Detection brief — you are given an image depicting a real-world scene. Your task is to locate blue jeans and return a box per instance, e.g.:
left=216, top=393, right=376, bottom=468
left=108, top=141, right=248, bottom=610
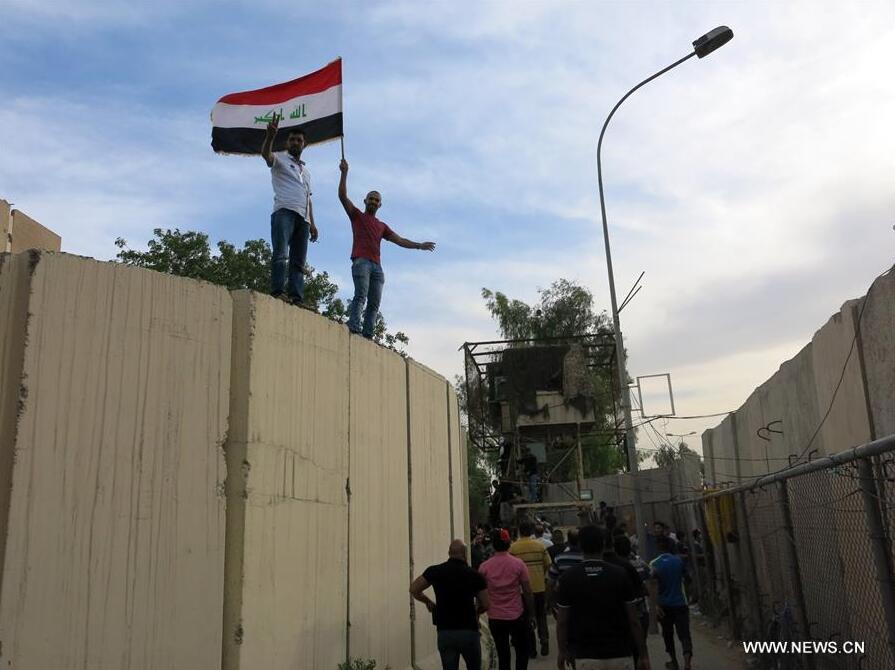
left=528, top=473, right=540, bottom=502
left=270, top=208, right=309, bottom=301
left=436, top=629, right=481, bottom=670
left=347, top=257, right=384, bottom=338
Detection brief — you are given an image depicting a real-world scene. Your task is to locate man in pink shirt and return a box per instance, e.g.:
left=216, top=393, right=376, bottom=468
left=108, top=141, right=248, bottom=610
left=479, top=529, right=535, bottom=670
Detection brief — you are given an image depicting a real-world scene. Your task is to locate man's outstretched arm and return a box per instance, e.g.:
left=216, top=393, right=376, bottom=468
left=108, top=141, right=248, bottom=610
left=384, top=230, right=436, bottom=251
left=338, top=159, right=356, bottom=216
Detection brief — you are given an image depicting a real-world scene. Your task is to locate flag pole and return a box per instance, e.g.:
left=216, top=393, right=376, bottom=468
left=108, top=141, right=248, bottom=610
left=340, top=135, right=345, bottom=160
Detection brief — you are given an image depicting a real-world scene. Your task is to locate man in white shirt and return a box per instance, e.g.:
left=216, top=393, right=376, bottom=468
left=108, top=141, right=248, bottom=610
left=261, top=113, right=319, bottom=305
left=534, top=523, right=554, bottom=549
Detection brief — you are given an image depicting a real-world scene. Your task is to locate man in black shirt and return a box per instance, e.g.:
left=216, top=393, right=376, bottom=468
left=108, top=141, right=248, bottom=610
left=410, top=539, right=490, bottom=670
left=603, top=535, right=651, bottom=667
left=556, top=526, right=650, bottom=670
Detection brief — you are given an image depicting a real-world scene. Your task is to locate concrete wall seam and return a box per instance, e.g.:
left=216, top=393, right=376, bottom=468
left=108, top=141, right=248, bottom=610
left=405, top=359, right=418, bottom=670
left=445, top=380, right=455, bottom=539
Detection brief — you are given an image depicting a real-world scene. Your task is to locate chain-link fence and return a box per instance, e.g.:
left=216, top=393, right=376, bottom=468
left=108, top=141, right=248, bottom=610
left=673, top=435, right=895, bottom=670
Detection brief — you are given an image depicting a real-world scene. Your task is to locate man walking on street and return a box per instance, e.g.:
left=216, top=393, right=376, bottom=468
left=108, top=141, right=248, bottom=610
left=338, top=159, right=435, bottom=338
left=261, top=114, right=318, bottom=304
left=510, top=520, right=552, bottom=658
left=650, top=536, right=692, bottom=670
left=410, top=539, right=490, bottom=670
left=556, top=525, right=651, bottom=670
left=480, top=529, right=535, bottom=670
left=603, top=534, right=651, bottom=667
left=547, top=529, right=566, bottom=562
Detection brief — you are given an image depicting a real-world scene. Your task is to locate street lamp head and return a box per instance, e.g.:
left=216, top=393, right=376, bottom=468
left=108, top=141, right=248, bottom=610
left=693, top=26, right=733, bottom=58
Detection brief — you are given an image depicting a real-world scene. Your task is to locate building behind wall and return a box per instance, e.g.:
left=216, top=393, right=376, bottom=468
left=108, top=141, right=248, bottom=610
left=1, top=198, right=62, bottom=253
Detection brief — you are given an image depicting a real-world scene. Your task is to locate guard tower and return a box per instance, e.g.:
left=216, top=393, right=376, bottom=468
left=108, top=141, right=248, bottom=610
left=462, top=334, right=625, bottom=520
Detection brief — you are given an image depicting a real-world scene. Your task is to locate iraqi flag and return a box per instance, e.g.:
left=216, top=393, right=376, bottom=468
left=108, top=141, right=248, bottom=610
left=211, top=59, right=343, bottom=155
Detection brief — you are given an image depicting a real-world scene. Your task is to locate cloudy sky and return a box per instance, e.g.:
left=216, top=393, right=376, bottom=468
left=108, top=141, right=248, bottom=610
left=3, top=1, right=894, bottom=456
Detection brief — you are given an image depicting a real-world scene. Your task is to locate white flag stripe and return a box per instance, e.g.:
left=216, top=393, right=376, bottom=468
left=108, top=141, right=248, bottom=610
left=211, top=85, right=342, bottom=129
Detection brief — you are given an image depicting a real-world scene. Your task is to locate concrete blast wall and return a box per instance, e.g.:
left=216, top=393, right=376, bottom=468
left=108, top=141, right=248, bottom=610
left=698, top=270, right=895, bottom=656
left=1, top=201, right=62, bottom=254
left=542, top=458, right=701, bottom=529
left=0, top=252, right=230, bottom=669
left=702, top=271, right=895, bottom=482
left=0, top=253, right=465, bottom=670
left=349, top=337, right=412, bottom=670
left=224, top=292, right=350, bottom=670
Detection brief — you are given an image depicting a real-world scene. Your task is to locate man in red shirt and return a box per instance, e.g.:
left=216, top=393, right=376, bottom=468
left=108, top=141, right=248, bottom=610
left=338, top=159, right=436, bottom=338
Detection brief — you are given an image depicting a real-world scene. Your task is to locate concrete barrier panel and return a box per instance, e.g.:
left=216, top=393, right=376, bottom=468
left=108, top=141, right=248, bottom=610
left=0, top=252, right=33, bottom=605
left=763, top=345, right=821, bottom=469
left=732, top=389, right=770, bottom=481
left=225, top=292, right=349, bottom=670
left=701, top=429, right=716, bottom=485
left=9, top=209, right=62, bottom=253
left=860, top=270, right=895, bottom=437
left=0, top=252, right=229, bottom=669
left=347, top=336, right=412, bottom=670
left=810, top=301, right=872, bottom=453
left=711, top=414, right=739, bottom=483
left=407, top=360, right=452, bottom=667
left=0, top=202, right=10, bottom=251
left=809, top=301, right=881, bottom=660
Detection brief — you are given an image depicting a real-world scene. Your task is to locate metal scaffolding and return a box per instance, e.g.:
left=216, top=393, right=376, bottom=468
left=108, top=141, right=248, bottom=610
left=461, top=333, right=627, bottom=499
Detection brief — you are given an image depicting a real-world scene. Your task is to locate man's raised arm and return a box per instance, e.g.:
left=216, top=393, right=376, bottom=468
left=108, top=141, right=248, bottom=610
left=338, top=159, right=356, bottom=216
left=261, top=114, right=279, bottom=167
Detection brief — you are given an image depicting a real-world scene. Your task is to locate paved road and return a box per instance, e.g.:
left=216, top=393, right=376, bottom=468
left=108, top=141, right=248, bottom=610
left=518, top=610, right=749, bottom=670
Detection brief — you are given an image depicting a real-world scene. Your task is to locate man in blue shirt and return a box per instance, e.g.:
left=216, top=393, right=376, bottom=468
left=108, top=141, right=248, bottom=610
left=650, top=536, right=692, bottom=670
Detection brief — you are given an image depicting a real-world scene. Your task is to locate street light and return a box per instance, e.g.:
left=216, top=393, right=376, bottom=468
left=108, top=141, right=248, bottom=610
left=666, top=431, right=698, bottom=438
left=597, top=26, right=733, bottom=557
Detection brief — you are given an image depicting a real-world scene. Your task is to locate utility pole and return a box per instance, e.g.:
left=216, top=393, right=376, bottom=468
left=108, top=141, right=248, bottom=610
left=595, top=25, right=734, bottom=557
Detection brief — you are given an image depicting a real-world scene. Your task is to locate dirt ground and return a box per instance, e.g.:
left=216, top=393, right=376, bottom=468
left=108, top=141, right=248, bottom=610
left=519, top=609, right=750, bottom=670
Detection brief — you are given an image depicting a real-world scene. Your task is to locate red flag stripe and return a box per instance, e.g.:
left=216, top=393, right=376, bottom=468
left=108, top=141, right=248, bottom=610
left=218, top=59, right=341, bottom=105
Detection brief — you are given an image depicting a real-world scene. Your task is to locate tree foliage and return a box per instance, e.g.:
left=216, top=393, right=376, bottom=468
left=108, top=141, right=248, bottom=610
left=479, top=279, right=626, bottom=480
left=654, top=441, right=700, bottom=469
left=481, top=279, right=613, bottom=340
left=455, top=375, right=499, bottom=526
left=114, top=228, right=408, bottom=352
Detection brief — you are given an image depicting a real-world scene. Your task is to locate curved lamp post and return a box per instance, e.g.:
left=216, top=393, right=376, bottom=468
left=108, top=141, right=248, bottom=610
left=598, top=26, right=733, bottom=555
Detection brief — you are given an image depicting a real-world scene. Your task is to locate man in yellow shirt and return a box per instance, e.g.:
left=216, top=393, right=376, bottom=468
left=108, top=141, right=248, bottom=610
left=510, top=520, right=553, bottom=658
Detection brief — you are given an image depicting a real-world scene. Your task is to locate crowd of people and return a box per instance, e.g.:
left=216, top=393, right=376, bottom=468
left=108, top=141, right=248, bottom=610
left=412, top=511, right=701, bottom=670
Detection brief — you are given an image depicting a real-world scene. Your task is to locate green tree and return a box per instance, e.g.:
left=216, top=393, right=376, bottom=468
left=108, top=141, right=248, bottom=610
left=114, top=228, right=408, bottom=352
left=455, top=375, right=498, bottom=525
left=654, top=441, right=700, bottom=468
left=480, top=279, right=625, bottom=481
left=481, top=279, right=613, bottom=340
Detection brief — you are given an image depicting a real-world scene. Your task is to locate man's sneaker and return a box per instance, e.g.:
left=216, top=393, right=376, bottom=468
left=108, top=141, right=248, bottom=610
left=271, top=292, right=290, bottom=303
